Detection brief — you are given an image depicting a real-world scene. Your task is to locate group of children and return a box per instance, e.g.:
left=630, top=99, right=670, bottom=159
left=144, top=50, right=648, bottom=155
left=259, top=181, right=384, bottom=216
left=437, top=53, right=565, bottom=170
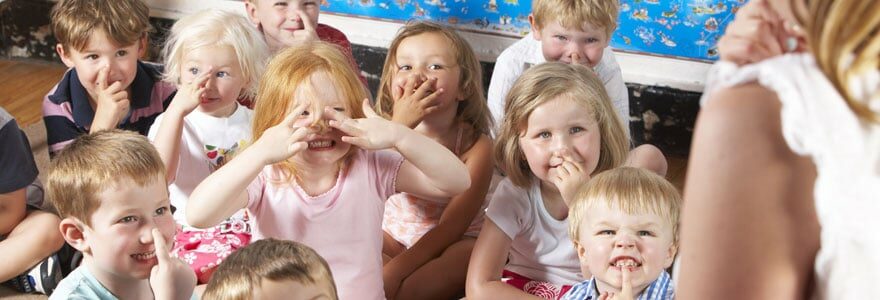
left=5, top=0, right=871, bottom=298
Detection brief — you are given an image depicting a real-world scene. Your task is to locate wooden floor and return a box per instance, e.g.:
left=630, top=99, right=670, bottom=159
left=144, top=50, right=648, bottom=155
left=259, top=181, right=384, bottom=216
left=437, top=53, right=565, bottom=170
left=0, top=59, right=68, bottom=126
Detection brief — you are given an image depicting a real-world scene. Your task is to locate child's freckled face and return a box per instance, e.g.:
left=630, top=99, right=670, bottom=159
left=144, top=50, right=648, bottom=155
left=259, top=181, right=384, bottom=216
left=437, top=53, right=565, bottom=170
left=575, top=204, right=677, bottom=295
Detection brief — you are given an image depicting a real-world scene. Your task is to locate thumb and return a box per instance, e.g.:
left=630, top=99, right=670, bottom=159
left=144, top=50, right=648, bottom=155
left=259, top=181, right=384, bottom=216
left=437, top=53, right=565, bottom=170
left=362, top=98, right=379, bottom=118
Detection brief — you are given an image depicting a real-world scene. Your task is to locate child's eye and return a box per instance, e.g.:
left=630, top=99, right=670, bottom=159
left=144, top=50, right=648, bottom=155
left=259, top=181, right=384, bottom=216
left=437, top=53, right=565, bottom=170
left=155, top=206, right=169, bottom=216
left=300, top=110, right=310, bottom=116
left=537, top=131, right=551, bottom=139
left=84, top=54, right=99, bottom=60
left=554, top=35, right=568, bottom=41
left=274, top=2, right=288, bottom=7
left=569, top=127, right=584, bottom=134
left=303, top=1, right=317, bottom=6
left=333, top=107, right=345, bottom=112
left=428, top=64, right=443, bottom=70
left=587, top=38, right=600, bottom=43
left=216, top=71, right=229, bottom=78
left=638, top=230, right=654, bottom=237
left=188, top=67, right=199, bottom=75
left=598, top=230, right=615, bottom=236
left=397, top=65, right=412, bottom=71
left=119, top=216, right=138, bottom=224
left=115, top=50, right=128, bottom=57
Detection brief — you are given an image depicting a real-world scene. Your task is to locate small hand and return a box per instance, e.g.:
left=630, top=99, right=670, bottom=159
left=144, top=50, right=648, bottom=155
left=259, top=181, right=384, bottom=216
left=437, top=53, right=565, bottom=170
left=168, top=67, right=212, bottom=115
left=718, top=0, right=802, bottom=65
left=252, top=103, right=313, bottom=164
left=598, top=267, right=635, bottom=300
left=549, top=154, right=589, bottom=205
left=92, top=66, right=130, bottom=128
left=292, top=10, right=319, bottom=43
left=149, top=228, right=196, bottom=300
left=328, top=99, right=404, bottom=150
left=391, top=75, right=444, bottom=128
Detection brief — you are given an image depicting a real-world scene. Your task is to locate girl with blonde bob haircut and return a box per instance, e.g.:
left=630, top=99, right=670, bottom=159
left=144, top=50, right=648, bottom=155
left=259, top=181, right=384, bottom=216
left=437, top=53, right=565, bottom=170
left=186, top=42, right=471, bottom=300
left=468, top=62, right=628, bottom=299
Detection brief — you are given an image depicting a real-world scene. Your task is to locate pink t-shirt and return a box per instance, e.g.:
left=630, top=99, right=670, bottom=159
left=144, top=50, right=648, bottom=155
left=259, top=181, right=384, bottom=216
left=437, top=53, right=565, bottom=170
left=246, top=149, right=404, bottom=300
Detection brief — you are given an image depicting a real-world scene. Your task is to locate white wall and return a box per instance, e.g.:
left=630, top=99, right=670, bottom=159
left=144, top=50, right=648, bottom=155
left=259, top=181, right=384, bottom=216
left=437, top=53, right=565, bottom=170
left=146, top=0, right=710, bottom=92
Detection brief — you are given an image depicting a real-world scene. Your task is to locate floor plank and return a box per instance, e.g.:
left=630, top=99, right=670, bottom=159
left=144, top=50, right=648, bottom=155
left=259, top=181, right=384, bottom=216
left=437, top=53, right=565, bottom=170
left=0, top=60, right=68, bottom=126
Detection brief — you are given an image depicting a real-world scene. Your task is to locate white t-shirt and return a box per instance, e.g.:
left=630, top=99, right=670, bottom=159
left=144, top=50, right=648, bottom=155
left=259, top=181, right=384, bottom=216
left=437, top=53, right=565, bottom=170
left=487, top=35, right=629, bottom=135
left=702, top=53, right=880, bottom=299
left=486, top=178, right=583, bottom=285
left=148, top=104, right=253, bottom=226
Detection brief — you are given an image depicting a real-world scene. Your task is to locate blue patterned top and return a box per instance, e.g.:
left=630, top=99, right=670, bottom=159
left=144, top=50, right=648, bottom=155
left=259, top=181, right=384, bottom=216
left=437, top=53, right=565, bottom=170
left=560, top=271, right=674, bottom=300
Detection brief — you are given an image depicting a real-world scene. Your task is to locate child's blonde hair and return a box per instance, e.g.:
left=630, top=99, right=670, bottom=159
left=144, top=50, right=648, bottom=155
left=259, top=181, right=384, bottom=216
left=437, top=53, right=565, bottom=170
left=568, top=167, right=681, bottom=245
left=251, top=42, right=368, bottom=179
left=495, top=62, right=629, bottom=188
left=203, top=238, right=338, bottom=300
left=531, top=0, right=619, bottom=38
left=51, top=0, right=151, bottom=52
left=375, top=21, right=492, bottom=139
left=799, top=0, right=879, bottom=123
left=47, top=130, right=165, bottom=226
left=162, top=9, right=269, bottom=99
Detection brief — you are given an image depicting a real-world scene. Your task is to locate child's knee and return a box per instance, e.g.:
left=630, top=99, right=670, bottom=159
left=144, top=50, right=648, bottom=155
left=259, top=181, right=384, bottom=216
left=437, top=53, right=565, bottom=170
left=627, top=144, right=668, bottom=176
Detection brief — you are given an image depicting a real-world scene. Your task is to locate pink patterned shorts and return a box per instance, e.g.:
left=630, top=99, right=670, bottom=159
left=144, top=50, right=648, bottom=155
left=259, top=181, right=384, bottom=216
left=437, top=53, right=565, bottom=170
left=172, top=219, right=251, bottom=284
left=501, top=270, right=573, bottom=300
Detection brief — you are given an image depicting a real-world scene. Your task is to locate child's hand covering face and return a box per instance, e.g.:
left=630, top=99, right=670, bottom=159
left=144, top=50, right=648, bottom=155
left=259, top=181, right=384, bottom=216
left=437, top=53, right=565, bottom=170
left=390, top=75, right=445, bottom=128
left=328, top=99, right=405, bottom=150
left=252, top=103, right=314, bottom=164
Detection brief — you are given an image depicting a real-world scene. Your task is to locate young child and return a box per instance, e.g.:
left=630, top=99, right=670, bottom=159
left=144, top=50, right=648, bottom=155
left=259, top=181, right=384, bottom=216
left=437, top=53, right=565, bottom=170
left=185, top=41, right=470, bottom=300
left=467, top=62, right=630, bottom=299
left=202, top=238, right=337, bottom=300
left=243, top=0, right=367, bottom=97
left=487, top=0, right=626, bottom=129
left=43, top=0, right=176, bottom=156
left=486, top=0, right=667, bottom=175
left=681, top=0, right=880, bottom=298
left=147, top=9, right=269, bottom=284
left=374, top=22, right=494, bottom=299
left=561, top=167, right=679, bottom=300
left=47, top=130, right=196, bottom=299
left=0, top=107, right=64, bottom=295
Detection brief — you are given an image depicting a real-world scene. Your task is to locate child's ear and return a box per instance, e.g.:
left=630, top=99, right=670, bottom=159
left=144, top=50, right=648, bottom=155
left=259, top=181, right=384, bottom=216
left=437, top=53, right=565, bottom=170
left=244, top=2, right=262, bottom=28
left=56, top=44, right=76, bottom=68
left=664, top=244, right=678, bottom=269
left=574, top=240, right=588, bottom=261
left=59, top=218, right=90, bottom=254
left=528, top=14, right=542, bottom=40
left=137, top=36, right=148, bottom=59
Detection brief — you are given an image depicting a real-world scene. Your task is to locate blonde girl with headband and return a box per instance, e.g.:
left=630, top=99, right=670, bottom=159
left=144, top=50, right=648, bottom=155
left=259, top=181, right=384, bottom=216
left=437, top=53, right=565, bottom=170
left=374, top=21, right=494, bottom=299
left=681, top=0, right=880, bottom=298
left=467, top=62, right=629, bottom=299
left=185, top=41, right=470, bottom=300
left=148, top=9, right=269, bottom=284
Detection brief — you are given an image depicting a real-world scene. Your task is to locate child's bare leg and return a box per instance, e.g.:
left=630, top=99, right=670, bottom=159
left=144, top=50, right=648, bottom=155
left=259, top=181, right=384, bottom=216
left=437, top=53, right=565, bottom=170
left=383, top=231, right=407, bottom=263
left=626, top=144, right=668, bottom=176
left=0, top=210, right=64, bottom=281
left=395, top=238, right=475, bottom=300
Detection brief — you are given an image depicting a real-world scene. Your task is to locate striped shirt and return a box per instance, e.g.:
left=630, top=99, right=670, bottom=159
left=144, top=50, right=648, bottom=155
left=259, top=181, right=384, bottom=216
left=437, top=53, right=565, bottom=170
left=560, top=271, right=674, bottom=300
left=42, top=61, right=176, bottom=156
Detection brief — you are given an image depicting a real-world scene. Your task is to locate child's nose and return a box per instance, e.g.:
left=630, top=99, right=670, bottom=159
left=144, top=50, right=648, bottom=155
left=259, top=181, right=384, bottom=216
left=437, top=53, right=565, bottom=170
left=550, top=136, right=573, bottom=155
left=140, top=224, right=157, bottom=245
left=615, top=235, right=636, bottom=248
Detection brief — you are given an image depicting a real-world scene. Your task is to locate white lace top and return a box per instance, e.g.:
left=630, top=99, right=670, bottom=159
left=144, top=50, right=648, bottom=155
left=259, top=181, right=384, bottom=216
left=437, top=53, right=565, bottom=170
left=702, top=53, right=880, bottom=299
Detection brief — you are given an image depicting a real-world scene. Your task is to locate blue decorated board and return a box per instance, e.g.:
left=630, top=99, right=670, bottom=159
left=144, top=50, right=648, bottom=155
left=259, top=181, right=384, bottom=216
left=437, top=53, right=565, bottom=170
left=320, top=0, right=745, bottom=61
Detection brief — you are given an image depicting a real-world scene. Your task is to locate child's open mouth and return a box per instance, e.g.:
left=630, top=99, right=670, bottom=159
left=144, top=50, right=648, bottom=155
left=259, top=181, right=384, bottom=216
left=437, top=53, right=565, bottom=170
left=308, top=139, right=336, bottom=151
left=131, top=250, right=156, bottom=262
left=610, top=256, right=643, bottom=271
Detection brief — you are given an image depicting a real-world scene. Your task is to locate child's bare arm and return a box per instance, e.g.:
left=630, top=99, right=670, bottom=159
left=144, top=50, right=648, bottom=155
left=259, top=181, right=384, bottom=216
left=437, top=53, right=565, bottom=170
left=90, top=67, right=131, bottom=133
left=187, top=105, right=311, bottom=228
left=383, top=135, right=493, bottom=297
left=466, top=219, right=542, bottom=300
left=151, top=70, right=211, bottom=183
left=327, top=100, right=471, bottom=199
left=678, top=84, right=819, bottom=299
left=0, top=191, right=63, bottom=282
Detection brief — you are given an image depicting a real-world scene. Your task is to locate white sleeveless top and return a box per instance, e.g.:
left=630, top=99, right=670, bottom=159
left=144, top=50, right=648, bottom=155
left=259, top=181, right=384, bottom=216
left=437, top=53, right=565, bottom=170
left=702, top=53, right=880, bottom=299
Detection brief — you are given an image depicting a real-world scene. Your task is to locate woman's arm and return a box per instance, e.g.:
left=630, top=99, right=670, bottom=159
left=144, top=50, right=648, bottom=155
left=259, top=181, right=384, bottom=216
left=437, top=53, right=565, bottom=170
left=466, top=219, right=542, bottom=300
left=678, top=83, right=820, bottom=299
left=384, top=135, right=494, bottom=296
